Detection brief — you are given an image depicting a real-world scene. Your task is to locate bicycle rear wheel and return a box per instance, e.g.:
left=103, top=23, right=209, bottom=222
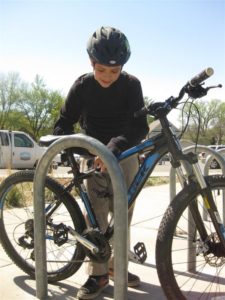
left=156, top=175, right=225, bottom=299
left=0, top=170, right=86, bottom=282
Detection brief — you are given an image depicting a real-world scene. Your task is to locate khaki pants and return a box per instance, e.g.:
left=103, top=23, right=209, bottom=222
left=86, top=155, right=139, bottom=276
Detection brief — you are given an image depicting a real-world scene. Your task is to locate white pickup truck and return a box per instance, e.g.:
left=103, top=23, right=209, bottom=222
left=0, top=130, right=49, bottom=169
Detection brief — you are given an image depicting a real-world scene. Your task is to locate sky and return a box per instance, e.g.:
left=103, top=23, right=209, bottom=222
left=1, top=0, right=225, bottom=125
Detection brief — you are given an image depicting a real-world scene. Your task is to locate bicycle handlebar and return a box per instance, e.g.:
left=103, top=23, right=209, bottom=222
left=134, top=67, right=221, bottom=119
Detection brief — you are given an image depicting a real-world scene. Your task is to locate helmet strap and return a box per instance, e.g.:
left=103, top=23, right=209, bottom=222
left=90, top=58, right=96, bottom=68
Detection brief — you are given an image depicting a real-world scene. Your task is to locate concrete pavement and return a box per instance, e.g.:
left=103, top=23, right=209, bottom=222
left=0, top=182, right=172, bottom=300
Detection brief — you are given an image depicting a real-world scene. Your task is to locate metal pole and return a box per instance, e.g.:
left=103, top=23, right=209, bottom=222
left=33, top=134, right=128, bottom=299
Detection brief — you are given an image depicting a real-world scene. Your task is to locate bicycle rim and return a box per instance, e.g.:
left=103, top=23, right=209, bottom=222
left=0, top=171, right=86, bottom=282
left=156, top=176, right=225, bottom=299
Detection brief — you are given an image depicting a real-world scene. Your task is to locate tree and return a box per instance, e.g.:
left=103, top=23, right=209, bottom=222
left=18, top=75, right=64, bottom=139
left=210, top=101, right=225, bottom=144
left=0, top=72, right=21, bottom=128
left=181, top=99, right=225, bottom=144
left=144, top=96, right=154, bottom=125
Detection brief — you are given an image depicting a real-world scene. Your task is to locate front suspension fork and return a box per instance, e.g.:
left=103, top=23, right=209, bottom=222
left=190, top=162, right=225, bottom=249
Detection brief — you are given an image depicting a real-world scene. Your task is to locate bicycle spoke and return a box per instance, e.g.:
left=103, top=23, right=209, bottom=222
left=157, top=177, right=225, bottom=299
left=0, top=171, right=86, bottom=282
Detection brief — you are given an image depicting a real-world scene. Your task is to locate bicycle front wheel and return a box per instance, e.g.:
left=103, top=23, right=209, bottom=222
left=0, top=170, right=86, bottom=282
left=156, top=175, right=225, bottom=299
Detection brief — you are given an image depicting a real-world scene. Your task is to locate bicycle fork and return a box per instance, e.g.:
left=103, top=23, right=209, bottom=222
left=175, top=160, right=225, bottom=273
left=182, top=161, right=225, bottom=252
left=193, top=163, right=225, bottom=247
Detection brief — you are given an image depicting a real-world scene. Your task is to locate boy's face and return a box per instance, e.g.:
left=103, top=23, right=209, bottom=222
left=93, top=63, right=122, bottom=88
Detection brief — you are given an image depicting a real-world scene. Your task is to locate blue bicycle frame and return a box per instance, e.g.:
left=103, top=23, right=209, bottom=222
left=119, top=134, right=168, bottom=209
left=81, top=131, right=170, bottom=235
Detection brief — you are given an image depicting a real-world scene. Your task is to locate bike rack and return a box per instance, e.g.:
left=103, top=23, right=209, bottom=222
left=203, top=148, right=225, bottom=223
left=33, top=134, right=128, bottom=300
left=170, top=146, right=225, bottom=200
left=169, top=145, right=225, bottom=272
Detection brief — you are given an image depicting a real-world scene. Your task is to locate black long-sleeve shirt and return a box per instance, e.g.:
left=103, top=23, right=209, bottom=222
left=53, top=71, right=149, bottom=156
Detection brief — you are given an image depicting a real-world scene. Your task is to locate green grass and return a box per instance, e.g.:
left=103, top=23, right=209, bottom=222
left=145, top=176, right=170, bottom=187
left=5, top=187, right=24, bottom=208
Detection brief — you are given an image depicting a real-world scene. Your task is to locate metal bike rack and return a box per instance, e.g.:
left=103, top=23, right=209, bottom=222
left=203, top=148, right=225, bottom=223
left=170, top=145, right=225, bottom=202
left=169, top=145, right=225, bottom=272
left=33, top=134, right=128, bottom=300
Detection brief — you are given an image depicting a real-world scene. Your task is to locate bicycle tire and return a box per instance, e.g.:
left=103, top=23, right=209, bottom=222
left=156, top=175, right=225, bottom=299
left=0, top=170, right=86, bottom=282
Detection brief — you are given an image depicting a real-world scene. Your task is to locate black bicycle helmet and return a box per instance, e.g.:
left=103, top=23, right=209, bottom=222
left=87, top=26, right=131, bottom=66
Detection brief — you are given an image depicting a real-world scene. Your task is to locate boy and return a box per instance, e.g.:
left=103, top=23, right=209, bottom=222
left=53, top=26, right=149, bottom=299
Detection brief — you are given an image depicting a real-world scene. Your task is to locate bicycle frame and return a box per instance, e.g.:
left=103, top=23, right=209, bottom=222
left=119, top=134, right=168, bottom=208
left=77, top=128, right=172, bottom=240
left=76, top=118, right=225, bottom=249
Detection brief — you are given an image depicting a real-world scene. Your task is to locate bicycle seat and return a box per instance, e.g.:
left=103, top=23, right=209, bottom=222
left=39, top=135, right=65, bottom=146
left=39, top=135, right=95, bottom=158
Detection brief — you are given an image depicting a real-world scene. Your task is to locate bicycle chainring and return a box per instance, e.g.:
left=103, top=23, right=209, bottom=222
left=82, top=229, right=111, bottom=263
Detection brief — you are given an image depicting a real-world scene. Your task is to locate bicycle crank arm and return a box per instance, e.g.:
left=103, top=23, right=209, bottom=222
left=129, top=250, right=142, bottom=264
left=67, top=226, right=99, bottom=254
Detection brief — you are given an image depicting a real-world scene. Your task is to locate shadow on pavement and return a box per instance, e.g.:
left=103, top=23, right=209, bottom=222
left=13, top=274, right=166, bottom=300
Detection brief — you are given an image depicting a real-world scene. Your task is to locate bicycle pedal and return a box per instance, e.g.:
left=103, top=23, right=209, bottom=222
left=129, top=242, right=147, bottom=264
left=134, top=242, right=147, bottom=264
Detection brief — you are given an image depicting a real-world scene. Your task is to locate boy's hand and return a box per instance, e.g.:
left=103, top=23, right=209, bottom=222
left=94, top=156, right=107, bottom=173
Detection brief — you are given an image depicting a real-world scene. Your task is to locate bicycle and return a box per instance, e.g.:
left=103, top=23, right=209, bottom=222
left=0, top=67, right=224, bottom=299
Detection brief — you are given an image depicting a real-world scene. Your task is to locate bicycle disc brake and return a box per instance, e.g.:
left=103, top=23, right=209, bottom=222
left=82, top=229, right=111, bottom=263
left=202, top=233, right=225, bottom=267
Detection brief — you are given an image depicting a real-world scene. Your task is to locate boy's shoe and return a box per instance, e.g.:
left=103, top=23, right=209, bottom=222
left=77, top=275, right=109, bottom=299
left=108, top=268, right=140, bottom=287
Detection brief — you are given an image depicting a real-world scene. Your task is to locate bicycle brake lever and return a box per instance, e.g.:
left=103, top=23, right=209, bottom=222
left=186, top=83, right=222, bottom=99
left=205, top=84, right=222, bottom=92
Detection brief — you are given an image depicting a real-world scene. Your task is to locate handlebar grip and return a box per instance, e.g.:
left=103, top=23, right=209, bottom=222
left=189, top=67, right=214, bottom=87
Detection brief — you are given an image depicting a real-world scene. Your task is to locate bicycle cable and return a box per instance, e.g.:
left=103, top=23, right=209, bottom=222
left=179, top=97, right=202, bottom=153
